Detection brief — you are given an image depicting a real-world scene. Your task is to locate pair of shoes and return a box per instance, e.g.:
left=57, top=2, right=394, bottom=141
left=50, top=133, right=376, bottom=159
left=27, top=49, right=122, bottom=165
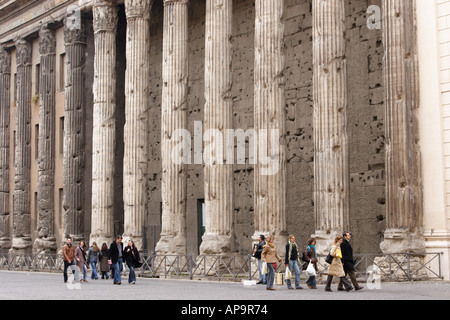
left=296, top=287, right=304, bottom=290
left=287, top=287, right=294, bottom=290
left=355, top=286, right=364, bottom=291
left=114, top=281, right=122, bottom=285
left=346, top=287, right=354, bottom=292
left=266, top=287, right=276, bottom=291
left=325, top=288, right=332, bottom=292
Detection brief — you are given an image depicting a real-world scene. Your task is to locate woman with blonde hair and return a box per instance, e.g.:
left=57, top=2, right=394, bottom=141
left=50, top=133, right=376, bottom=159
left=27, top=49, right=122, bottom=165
left=325, top=235, right=353, bottom=292
left=261, top=235, right=283, bottom=291
left=87, top=241, right=100, bottom=280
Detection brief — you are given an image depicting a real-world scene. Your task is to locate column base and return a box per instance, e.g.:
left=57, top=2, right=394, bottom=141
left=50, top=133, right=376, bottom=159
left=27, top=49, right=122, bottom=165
left=199, top=233, right=234, bottom=255
left=155, top=233, right=187, bottom=256
left=33, top=237, right=57, bottom=254
left=0, top=237, right=11, bottom=250
left=380, top=228, right=426, bottom=254
left=10, top=237, right=33, bottom=253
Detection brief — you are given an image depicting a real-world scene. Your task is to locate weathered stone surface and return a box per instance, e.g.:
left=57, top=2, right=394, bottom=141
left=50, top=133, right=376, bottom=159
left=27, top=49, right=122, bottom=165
left=34, top=25, right=57, bottom=253
left=90, top=0, right=118, bottom=247
left=380, top=0, right=424, bottom=254
left=156, top=0, right=189, bottom=255
left=199, top=0, right=235, bottom=255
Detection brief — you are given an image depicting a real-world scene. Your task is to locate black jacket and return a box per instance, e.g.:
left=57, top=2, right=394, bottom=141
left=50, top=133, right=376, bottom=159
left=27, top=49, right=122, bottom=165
left=108, top=240, right=124, bottom=264
left=284, top=243, right=299, bottom=265
left=341, top=238, right=355, bottom=271
left=254, top=240, right=266, bottom=259
left=123, top=246, right=140, bottom=268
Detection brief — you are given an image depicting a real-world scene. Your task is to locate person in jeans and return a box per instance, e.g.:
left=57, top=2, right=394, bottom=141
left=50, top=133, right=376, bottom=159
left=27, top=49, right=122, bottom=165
left=261, top=235, right=282, bottom=291
left=253, top=234, right=266, bottom=285
left=108, top=235, right=124, bottom=285
left=87, top=241, right=100, bottom=280
left=304, top=237, right=318, bottom=289
left=284, top=235, right=303, bottom=290
left=62, top=238, right=75, bottom=283
left=124, top=239, right=140, bottom=284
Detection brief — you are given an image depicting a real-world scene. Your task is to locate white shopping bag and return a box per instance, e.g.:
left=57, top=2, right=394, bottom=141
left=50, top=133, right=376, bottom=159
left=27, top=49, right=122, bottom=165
left=285, top=267, right=292, bottom=280
left=306, top=262, right=316, bottom=277
left=261, top=262, right=267, bottom=275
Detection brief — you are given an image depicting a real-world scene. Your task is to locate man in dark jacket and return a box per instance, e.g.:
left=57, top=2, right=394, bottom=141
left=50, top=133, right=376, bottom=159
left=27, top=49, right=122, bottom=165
left=338, top=232, right=363, bottom=291
left=253, top=235, right=266, bottom=284
left=108, top=235, right=124, bottom=285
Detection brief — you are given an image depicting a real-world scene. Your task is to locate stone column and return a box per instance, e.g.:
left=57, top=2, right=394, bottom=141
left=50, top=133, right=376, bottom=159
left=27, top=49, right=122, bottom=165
left=12, top=39, right=32, bottom=252
left=34, top=25, right=57, bottom=253
left=90, top=0, right=118, bottom=246
left=199, top=0, right=235, bottom=255
left=155, top=0, right=189, bottom=255
left=63, top=19, right=87, bottom=242
left=380, top=0, right=424, bottom=254
left=312, top=0, right=350, bottom=253
left=122, top=0, right=152, bottom=251
left=252, top=0, right=287, bottom=251
left=0, top=47, right=11, bottom=249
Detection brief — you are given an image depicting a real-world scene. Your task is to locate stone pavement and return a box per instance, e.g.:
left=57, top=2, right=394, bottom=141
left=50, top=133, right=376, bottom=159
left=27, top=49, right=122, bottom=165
left=0, top=270, right=449, bottom=301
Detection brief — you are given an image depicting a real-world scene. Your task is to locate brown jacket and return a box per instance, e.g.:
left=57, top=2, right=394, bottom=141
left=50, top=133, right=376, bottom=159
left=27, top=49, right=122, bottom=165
left=261, top=244, right=282, bottom=264
left=328, top=244, right=345, bottom=277
left=62, top=244, right=75, bottom=262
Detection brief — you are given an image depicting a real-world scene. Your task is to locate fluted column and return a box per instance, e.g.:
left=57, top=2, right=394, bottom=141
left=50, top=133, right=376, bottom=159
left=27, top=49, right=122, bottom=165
left=122, top=0, right=152, bottom=251
left=312, top=0, right=349, bottom=253
left=199, top=0, right=235, bottom=255
left=380, top=0, right=424, bottom=254
left=155, top=0, right=188, bottom=255
left=0, top=47, right=11, bottom=249
left=252, top=0, right=287, bottom=252
left=63, top=18, right=87, bottom=242
left=12, top=39, right=32, bottom=252
left=90, top=0, right=118, bottom=246
left=34, top=25, right=57, bottom=253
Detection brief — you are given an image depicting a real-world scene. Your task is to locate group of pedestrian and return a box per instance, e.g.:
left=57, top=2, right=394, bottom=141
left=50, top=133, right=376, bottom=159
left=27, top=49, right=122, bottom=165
left=252, top=232, right=364, bottom=292
left=62, top=235, right=142, bottom=285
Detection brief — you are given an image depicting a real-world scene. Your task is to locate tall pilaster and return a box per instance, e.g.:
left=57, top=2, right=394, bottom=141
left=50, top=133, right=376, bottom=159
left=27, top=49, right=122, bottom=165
left=0, top=47, right=11, bottom=249
left=12, top=39, right=32, bottom=252
left=90, top=0, right=118, bottom=246
left=34, top=25, right=57, bottom=253
left=252, top=0, right=287, bottom=252
left=312, top=0, right=350, bottom=253
left=122, top=0, right=152, bottom=251
left=199, top=0, right=234, bottom=255
left=63, top=18, right=87, bottom=242
left=380, top=0, right=424, bottom=254
left=155, top=0, right=188, bottom=255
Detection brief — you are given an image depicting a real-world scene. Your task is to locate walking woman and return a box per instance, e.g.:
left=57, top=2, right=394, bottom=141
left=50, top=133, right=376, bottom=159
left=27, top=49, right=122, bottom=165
left=74, top=240, right=88, bottom=282
left=304, top=237, right=318, bottom=289
left=99, top=243, right=110, bottom=280
left=123, top=239, right=141, bottom=284
left=325, top=235, right=353, bottom=292
left=261, top=235, right=282, bottom=291
left=87, top=242, right=100, bottom=280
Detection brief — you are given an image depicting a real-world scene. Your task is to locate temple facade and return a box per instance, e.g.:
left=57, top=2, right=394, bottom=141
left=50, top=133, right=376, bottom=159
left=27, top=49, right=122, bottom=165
left=0, top=0, right=449, bottom=280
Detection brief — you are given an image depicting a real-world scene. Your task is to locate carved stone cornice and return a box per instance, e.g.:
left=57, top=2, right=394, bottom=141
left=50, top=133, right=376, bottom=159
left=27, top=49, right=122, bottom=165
left=93, top=0, right=118, bottom=33
left=125, top=0, right=152, bottom=19
left=163, top=0, right=188, bottom=5
left=39, top=25, right=56, bottom=56
left=0, top=48, right=11, bottom=74
left=15, top=39, right=31, bottom=67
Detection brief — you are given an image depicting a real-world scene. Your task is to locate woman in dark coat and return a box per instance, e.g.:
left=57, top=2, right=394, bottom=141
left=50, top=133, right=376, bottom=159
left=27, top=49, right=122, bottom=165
left=99, top=243, right=110, bottom=280
left=304, top=237, right=318, bottom=289
left=123, top=240, right=140, bottom=284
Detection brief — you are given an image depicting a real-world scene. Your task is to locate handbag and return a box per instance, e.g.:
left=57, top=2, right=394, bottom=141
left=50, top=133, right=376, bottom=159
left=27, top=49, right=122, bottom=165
left=325, top=253, right=333, bottom=264
left=336, top=248, right=343, bottom=259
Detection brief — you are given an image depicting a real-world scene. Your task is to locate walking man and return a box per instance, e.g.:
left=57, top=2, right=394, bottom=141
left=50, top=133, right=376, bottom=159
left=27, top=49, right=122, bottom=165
left=338, top=232, right=364, bottom=291
left=108, top=235, right=124, bottom=285
left=62, top=237, right=75, bottom=283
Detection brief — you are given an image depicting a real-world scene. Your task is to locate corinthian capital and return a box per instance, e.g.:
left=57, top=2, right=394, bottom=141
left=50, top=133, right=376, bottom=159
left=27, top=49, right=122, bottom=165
left=0, top=47, right=11, bottom=74
left=93, top=0, right=118, bottom=33
left=39, top=25, right=56, bottom=56
left=15, top=40, right=32, bottom=67
left=125, top=0, right=152, bottom=19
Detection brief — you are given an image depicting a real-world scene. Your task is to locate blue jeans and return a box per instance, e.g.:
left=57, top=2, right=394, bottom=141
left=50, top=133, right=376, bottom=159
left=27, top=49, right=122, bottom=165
left=257, top=259, right=266, bottom=283
left=128, top=266, right=136, bottom=283
left=306, top=275, right=317, bottom=288
left=90, top=260, right=98, bottom=279
left=113, top=257, right=123, bottom=283
left=286, top=260, right=301, bottom=289
left=266, top=263, right=275, bottom=289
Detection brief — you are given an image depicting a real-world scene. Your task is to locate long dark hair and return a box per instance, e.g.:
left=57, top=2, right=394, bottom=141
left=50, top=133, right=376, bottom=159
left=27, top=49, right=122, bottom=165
left=101, top=243, right=108, bottom=252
